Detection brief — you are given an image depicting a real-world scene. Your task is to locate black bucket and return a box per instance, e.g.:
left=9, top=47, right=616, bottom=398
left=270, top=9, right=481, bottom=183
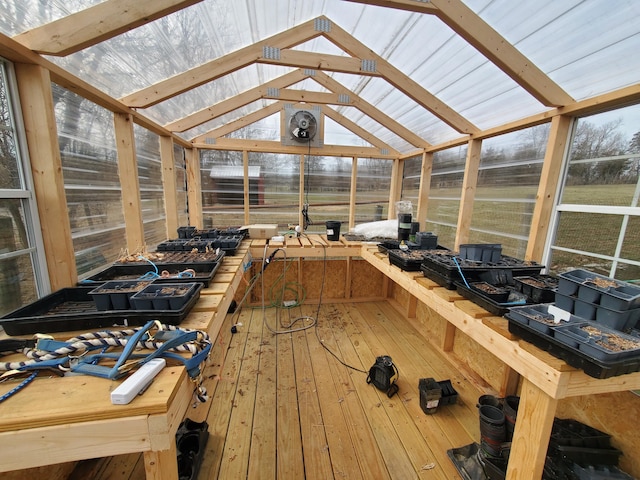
left=398, top=213, right=412, bottom=241
left=503, top=395, right=520, bottom=441
left=477, top=394, right=502, bottom=409
left=479, top=405, right=506, bottom=456
left=326, top=221, right=341, bottom=241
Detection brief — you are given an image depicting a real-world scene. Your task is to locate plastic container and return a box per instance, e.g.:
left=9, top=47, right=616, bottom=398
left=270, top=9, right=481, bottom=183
left=397, top=213, right=412, bottom=241
left=131, top=283, right=198, bottom=310
left=513, top=275, right=558, bottom=303
left=415, top=231, right=438, bottom=249
left=88, top=280, right=153, bottom=310
left=0, top=286, right=202, bottom=334
left=325, top=220, right=341, bottom=241
left=436, top=379, right=458, bottom=405
left=419, top=377, right=442, bottom=414
left=469, top=282, right=510, bottom=303
left=460, top=244, right=502, bottom=263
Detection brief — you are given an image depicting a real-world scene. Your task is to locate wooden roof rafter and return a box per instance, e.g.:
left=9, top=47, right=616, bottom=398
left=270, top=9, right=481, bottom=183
left=193, top=100, right=400, bottom=156
left=121, top=15, right=475, bottom=137
left=120, top=17, right=325, bottom=108
left=12, top=0, right=204, bottom=57
left=165, top=69, right=311, bottom=132
left=311, top=70, right=430, bottom=148
left=345, top=0, right=574, bottom=107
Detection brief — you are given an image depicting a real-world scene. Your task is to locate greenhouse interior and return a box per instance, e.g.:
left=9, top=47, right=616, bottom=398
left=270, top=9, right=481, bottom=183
left=1, top=1, right=640, bottom=479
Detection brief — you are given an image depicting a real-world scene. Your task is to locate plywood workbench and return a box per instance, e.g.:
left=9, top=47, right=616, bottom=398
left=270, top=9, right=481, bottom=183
left=0, top=242, right=249, bottom=480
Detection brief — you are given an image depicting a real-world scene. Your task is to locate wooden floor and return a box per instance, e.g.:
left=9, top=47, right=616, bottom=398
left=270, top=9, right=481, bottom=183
left=70, top=301, right=486, bottom=480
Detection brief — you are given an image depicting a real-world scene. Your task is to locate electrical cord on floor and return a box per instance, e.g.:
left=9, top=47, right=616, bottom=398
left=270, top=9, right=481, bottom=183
left=305, top=235, right=368, bottom=375
left=261, top=247, right=316, bottom=334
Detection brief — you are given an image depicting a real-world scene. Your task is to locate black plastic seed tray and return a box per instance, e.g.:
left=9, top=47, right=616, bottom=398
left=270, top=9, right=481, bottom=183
left=0, top=285, right=202, bottom=335
left=507, top=318, right=640, bottom=379
left=514, top=275, right=558, bottom=304
left=388, top=249, right=429, bottom=271
left=156, top=236, right=241, bottom=255
left=455, top=281, right=530, bottom=316
left=421, top=252, right=544, bottom=285
left=116, top=250, right=225, bottom=266
left=82, top=260, right=223, bottom=287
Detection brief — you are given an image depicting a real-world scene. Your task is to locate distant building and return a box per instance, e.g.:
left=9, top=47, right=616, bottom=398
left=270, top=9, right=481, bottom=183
left=208, top=165, right=264, bottom=205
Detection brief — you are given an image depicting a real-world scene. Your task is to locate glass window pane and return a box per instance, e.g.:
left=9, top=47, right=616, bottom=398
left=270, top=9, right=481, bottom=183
left=0, top=254, right=37, bottom=316
left=0, top=61, right=21, bottom=189
left=554, top=212, right=622, bottom=258
left=0, top=198, right=29, bottom=251
left=549, top=104, right=640, bottom=277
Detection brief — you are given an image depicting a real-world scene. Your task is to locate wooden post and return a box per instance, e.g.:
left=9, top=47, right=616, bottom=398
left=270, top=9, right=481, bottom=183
left=349, top=156, right=358, bottom=230
left=526, top=115, right=572, bottom=262
left=243, top=150, right=250, bottom=225
left=114, top=112, right=145, bottom=252
left=160, top=135, right=179, bottom=239
left=454, top=138, right=482, bottom=250
left=15, top=63, right=76, bottom=290
left=185, top=147, right=203, bottom=228
left=506, top=378, right=557, bottom=480
left=415, top=151, right=433, bottom=228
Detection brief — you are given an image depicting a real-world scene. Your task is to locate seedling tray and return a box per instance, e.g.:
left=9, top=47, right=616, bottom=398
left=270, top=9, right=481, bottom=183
left=115, top=250, right=225, bottom=266
left=555, top=292, right=640, bottom=331
left=388, top=249, right=429, bottom=271
left=421, top=252, right=543, bottom=286
left=88, top=279, right=154, bottom=310
left=455, top=281, right=529, bottom=316
left=0, top=285, right=202, bottom=335
left=507, top=304, right=583, bottom=334
left=156, top=235, right=242, bottom=255
left=82, top=261, right=222, bottom=287
left=507, top=318, right=640, bottom=378
left=558, top=268, right=640, bottom=310
left=131, top=283, right=198, bottom=310
left=513, top=275, right=558, bottom=304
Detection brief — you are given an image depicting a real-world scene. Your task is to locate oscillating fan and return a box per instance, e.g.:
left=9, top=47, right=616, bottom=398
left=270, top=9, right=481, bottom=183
left=289, top=109, right=318, bottom=142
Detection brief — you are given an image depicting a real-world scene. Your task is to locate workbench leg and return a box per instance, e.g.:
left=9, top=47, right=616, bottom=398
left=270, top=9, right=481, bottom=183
left=144, top=442, right=179, bottom=480
left=505, top=378, right=557, bottom=480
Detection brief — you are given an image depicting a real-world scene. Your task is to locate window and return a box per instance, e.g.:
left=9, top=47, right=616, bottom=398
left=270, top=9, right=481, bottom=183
left=547, top=106, right=640, bottom=280
left=468, top=125, right=549, bottom=258
left=0, top=59, right=47, bottom=315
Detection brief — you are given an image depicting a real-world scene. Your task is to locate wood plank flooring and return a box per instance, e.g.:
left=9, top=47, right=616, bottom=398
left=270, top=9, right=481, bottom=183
left=70, top=301, right=485, bottom=480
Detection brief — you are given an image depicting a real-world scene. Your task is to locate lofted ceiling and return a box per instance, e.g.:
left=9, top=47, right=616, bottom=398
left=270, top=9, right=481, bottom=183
left=2, top=0, right=640, bottom=156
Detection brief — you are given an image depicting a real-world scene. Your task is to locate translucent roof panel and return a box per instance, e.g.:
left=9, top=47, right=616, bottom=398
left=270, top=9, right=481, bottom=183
left=0, top=0, right=639, bottom=154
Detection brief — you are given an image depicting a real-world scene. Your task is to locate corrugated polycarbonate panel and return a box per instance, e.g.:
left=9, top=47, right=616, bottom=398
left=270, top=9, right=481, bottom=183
left=1, top=0, right=639, bottom=153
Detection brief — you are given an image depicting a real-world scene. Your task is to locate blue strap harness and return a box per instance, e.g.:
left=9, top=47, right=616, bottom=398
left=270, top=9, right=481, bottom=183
left=1, top=321, right=211, bottom=380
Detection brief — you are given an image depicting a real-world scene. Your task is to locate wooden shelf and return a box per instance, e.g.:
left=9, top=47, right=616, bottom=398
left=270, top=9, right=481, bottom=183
left=358, top=244, right=640, bottom=480
left=0, top=243, right=250, bottom=479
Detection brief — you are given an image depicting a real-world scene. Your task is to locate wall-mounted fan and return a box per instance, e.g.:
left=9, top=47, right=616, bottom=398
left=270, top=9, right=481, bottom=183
left=282, top=106, right=321, bottom=147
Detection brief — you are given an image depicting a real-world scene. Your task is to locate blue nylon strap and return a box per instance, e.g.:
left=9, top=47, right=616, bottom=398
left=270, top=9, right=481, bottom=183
left=70, top=320, right=157, bottom=379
